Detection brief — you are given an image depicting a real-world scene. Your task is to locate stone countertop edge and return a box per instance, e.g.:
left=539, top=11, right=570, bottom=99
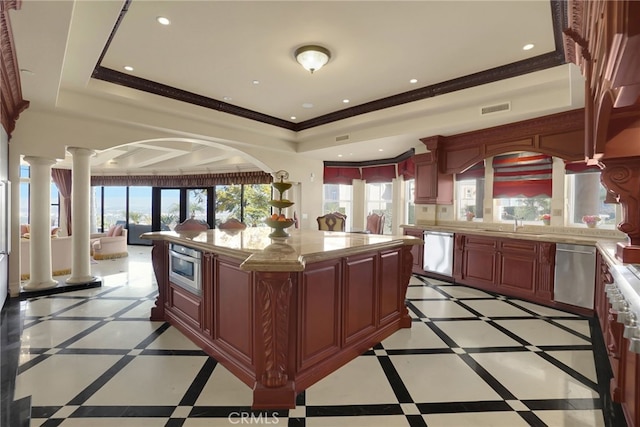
left=140, top=229, right=423, bottom=268
left=401, top=224, right=625, bottom=246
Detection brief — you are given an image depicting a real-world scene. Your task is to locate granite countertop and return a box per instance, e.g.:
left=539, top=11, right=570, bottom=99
left=141, top=228, right=422, bottom=271
left=402, top=223, right=625, bottom=246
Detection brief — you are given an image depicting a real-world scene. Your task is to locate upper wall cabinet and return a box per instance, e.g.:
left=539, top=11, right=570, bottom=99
left=414, top=152, right=453, bottom=205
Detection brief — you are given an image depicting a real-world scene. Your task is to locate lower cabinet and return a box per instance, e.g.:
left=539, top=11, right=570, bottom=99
left=595, top=250, right=640, bottom=427
left=453, top=233, right=555, bottom=304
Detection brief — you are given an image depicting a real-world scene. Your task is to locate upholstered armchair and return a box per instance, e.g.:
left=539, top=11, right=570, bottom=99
left=317, top=212, right=347, bottom=231
left=366, top=212, right=385, bottom=234
left=91, top=226, right=128, bottom=260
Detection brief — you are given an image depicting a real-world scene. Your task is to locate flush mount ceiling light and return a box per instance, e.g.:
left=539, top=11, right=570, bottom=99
left=295, top=45, right=331, bottom=74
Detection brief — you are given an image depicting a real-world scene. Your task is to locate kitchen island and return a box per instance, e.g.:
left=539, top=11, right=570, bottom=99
left=141, top=228, right=421, bottom=409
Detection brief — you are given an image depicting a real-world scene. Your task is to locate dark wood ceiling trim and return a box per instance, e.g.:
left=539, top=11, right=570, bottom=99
left=93, top=0, right=567, bottom=132
left=0, top=0, right=30, bottom=135
left=92, top=67, right=296, bottom=130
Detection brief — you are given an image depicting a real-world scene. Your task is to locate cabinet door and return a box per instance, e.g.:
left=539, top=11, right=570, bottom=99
left=460, top=235, right=497, bottom=287
left=497, top=239, right=537, bottom=295
left=414, top=154, right=437, bottom=204
left=403, top=228, right=424, bottom=274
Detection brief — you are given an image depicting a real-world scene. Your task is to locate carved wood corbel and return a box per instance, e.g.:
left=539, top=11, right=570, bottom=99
left=252, top=271, right=295, bottom=409
left=0, top=0, right=30, bottom=134
left=600, top=157, right=640, bottom=263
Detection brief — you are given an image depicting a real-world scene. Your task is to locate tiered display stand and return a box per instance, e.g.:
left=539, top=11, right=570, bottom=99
left=265, top=171, right=295, bottom=238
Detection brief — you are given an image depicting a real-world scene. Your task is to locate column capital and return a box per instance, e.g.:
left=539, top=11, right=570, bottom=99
left=23, top=156, right=56, bottom=167
left=66, top=147, right=96, bottom=158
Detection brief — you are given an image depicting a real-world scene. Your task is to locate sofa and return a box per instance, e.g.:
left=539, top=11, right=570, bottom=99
left=20, top=236, right=72, bottom=280
left=91, top=227, right=128, bottom=260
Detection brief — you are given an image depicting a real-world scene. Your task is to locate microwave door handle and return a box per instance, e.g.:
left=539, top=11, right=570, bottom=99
left=170, top=250, right=200, bottom=265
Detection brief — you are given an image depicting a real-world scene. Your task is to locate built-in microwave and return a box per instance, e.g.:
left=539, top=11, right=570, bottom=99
left=168, top=243, right=202, bottom=293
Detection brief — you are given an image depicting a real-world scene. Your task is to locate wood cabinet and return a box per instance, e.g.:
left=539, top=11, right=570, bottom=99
left=594, top=250, right=639, bottom=427
left=414, top=152, right=453, bottom=205
left=453, top=233, right=555, bottom=305
left=403, top=227, right=424, bottom=274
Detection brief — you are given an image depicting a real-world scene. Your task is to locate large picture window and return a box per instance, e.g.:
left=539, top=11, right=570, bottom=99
left=323, top=184, right=352, bottom=228
left=566, top=171, right=617, bottom=229
left=366, top=182, right=392, bottom=234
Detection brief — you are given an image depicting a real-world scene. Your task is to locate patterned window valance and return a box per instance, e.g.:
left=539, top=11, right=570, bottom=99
left=492, top=152, right=552, bottom=198
left=564, top=161, right=602, bottom=174
left=91, top=171, right=273, bottom=187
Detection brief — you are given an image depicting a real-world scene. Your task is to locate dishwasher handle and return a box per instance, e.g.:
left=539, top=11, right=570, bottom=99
left=424, top=231, right=453, bottom=237
left=556, top=248, right=595, bottom=255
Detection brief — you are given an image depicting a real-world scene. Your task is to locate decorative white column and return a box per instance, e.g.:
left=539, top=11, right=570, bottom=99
left=66, top=147, right=98, bottom=284
left=22, top=156, right=57, bottom=290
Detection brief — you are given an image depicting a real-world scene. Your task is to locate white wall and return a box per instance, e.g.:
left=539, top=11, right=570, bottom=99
left=0, top=125, right=8, bottom=307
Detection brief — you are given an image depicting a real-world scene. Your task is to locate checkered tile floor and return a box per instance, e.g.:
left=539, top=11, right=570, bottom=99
left=7, top=247, right=611, bottom=426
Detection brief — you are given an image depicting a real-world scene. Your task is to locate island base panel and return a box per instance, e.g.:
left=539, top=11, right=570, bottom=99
left=252, top=381, right=296, bottom=410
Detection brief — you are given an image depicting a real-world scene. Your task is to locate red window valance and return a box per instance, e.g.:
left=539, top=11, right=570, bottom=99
left=492, top=152, right=552, bottom=198
left=361, top=165, right=396, bottom=183
left=323, top=167, right=362, bottom=185
left=397, top=157, right=415, bottom=180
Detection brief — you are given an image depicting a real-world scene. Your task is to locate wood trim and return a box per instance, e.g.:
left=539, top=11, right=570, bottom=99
left=0, top=0, right=29, bottom=134
left=433, top=109, right=586, bottom=174
left=94, top=1, right=567, bottom=131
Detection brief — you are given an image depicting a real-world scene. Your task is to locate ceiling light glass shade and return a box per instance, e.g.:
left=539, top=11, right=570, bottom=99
left=295, top=45, right=331, bottom=74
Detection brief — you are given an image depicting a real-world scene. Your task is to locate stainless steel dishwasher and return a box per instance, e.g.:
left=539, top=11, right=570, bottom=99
left=423, top=231, right=454, bottom=278
left=553, top=243, right=596, bottom=309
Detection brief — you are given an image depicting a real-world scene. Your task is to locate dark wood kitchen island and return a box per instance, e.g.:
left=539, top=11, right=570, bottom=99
left=141, top=228, right=421, bottom=409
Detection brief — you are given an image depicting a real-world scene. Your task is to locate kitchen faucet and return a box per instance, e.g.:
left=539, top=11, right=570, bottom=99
left=513, top=217, right=524, bottom=232
left=503, top=213, right=524, bottom=232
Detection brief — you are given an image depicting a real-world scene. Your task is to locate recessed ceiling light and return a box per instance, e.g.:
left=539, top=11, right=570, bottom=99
left=223, top=96, right=232, bottom=101
left=409, top=78, right=418, bottom=84
left=337, top=154, right=343, bottom=158
left=523, top=43, right=534, bottom=51
left=378, top=148, right=384, bottom=152
left=342, top=99, right=350, bottom=104
left=290, top=116, right=297, bottom=120
left=124, top=66, right=134, bottom=71
left=156, top=16, right=171, bottom=25
left=302, top=103, right=314, bottom=109
left=252, top=80, right=260, bottom=85
left=20, top=68, right=34, bottom=75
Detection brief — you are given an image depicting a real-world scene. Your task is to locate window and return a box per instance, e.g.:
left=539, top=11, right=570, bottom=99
left=492, top=152, right=551, bottom=223
left=455, top=161, right=484, bottom=221
left=50, top=183, right=60, bottom=227
left=215, top=185, right=241, bottom=226
left=323, top=184, right=352, bottom=227
left=404, top=179, right=415, bottom=225
left=366, top=182, right=392, bottom=234
left=188, top=188, right=208, bottom=222
left=566, top=171, right=617, bottom=228
left=243, top=184, right=272, bottom=227
left=18, top=165, right=61, bottom=227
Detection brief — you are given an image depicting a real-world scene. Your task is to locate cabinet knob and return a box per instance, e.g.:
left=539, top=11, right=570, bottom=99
left=623, top=314, right=638, bottom=339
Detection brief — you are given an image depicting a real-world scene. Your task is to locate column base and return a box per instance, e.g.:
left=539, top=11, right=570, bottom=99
left=66, top=275, right=99, bottom=285
left=20, top=277, right=102, bottom=299
left=22, top=279, right=58, bottom=291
